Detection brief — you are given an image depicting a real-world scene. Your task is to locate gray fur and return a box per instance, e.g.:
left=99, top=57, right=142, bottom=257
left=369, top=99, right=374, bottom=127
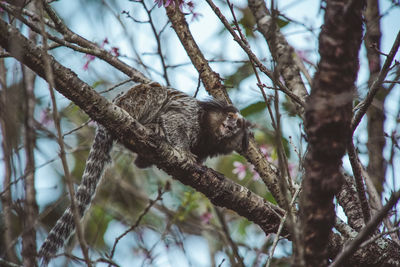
left=38, top=125, right=113, bottom=265
left=38, top=83, right=250, bottom=265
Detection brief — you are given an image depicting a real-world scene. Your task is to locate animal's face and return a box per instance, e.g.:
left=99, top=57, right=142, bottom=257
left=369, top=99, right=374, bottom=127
left=210, top=110, right=251, bottom=153
left=199, top=99, right=252, bottom=154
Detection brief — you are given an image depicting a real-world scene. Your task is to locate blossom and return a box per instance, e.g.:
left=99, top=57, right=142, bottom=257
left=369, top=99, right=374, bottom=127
left=111, top=47, right=120, bottom=57
left=83, top=54, right=96, bottom=70
left=101, top=37, right=109, bottom=48
left=154, top=0, right=195, bottom=13
left=260, top=145, right=268, bottom=156
left=249, top=165, right=261, bottom=181
left=39, top=108, right=52, bottom=126
left=200, top=212, right=212, bottom=224
left=232, top=161, right=247, bottom=180
left=155, top=0, right=177, bottom=7
left=155, top=0, right=163, bottom=7
left=164, top=0, right=174, bottom=7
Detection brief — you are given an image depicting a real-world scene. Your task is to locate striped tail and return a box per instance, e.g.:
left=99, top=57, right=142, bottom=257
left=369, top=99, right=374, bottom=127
left=38, top=125, right=113, bottom=265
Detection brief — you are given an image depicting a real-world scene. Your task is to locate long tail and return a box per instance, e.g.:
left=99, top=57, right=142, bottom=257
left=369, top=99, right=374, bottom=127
left=38, top=125, right=113, bottom=265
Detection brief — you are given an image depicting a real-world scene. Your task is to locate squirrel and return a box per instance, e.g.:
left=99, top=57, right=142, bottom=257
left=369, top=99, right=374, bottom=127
left=38, top=82, right=251, bottom=265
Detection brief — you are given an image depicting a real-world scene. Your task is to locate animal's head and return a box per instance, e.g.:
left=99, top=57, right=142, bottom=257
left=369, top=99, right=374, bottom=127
left=199, top=99, right=252, bottom=153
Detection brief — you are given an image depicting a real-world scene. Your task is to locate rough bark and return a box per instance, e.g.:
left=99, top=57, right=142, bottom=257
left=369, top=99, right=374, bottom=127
left=299, top=1, right=365, bottom=266
left=248, top=0, right=308, bottom=112
left=336, top=174, right=365, bottom=231
left=21, top=61, right=38, bottom=267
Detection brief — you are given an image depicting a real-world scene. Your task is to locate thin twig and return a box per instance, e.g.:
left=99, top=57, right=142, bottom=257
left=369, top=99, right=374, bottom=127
left=266, top=187, right=300, bottom=267
left=361, top=167, right=400, bottom=244
left=62, top=120, right=92, bottom=137
left=42, top=1, right=150, bottom=84
left=98, top=78, right=135, bottom=94
left=108, top=185, right=168, bottom=263
left=137, top=1, right=170, bottom=85
left=0, top=1, right=56, bottom=29
left=352, top=30, right=400, bottom=132
left=215, top=208, right=245, bottom=267
left=205, top=0, right=305, bottom=108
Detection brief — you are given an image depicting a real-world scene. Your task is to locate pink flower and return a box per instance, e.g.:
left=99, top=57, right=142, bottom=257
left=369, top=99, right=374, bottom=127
left=233, top=161, right=247, bottom=180
left=85, top=54, right=96, bottom=61
left=260, top=145, right=268, bottom=156
left=155, top=0, right=163, bottom=7
left=39, top=108, right=52, bottom=126
left=249, top=165, right=261, bottom=181
left=154, top=0, right=191, bottom=12
left=155, top=0, right=176, bottom=7
left=111, top=47, right=120, bottom=57
left=101, top=37, right=109, bottom=48
left=83, top=54, right=96, bottom=70
left=164, top=0, right=174, bottom=7
left=83, top=61, right=90, bottom=70
left=200, top=212, right=212, bottom=224
left=190, top=12, right=203, bottom=21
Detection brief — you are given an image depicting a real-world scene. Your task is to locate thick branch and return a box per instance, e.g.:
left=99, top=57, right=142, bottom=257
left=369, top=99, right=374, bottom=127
left=0, top=17, right=285, bottom=238
left=300, top=1, right=365, bottom=266
left=336, top=173, right=365, bottom=231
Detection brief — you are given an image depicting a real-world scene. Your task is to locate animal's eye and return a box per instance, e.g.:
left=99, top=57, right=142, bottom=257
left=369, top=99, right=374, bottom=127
left=227, top=112, right=236, bottom=120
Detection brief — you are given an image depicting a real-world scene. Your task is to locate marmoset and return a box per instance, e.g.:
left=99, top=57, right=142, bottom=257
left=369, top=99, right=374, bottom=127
left=38, top=82, right=251, bottom=265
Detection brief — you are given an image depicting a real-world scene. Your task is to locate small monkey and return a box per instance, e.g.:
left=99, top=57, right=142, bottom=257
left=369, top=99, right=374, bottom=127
left=38, top=83, right=251, bottom=265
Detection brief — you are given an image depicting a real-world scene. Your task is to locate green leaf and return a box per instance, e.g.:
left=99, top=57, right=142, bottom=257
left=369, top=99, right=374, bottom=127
left=276, top=17, right=290, bottom=28
left=238, top=7, right=256, bottom=38
left=240, top=101, right=267, bottom=117
left=92, top=80, right=105, bottom=89
left=237, top=218, right=251, bottom=237
left=85, top=206, right=113, bottom=249
left=224, top=61, right=253, bottom=88
left=265, top=191, right=277, bottom=205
